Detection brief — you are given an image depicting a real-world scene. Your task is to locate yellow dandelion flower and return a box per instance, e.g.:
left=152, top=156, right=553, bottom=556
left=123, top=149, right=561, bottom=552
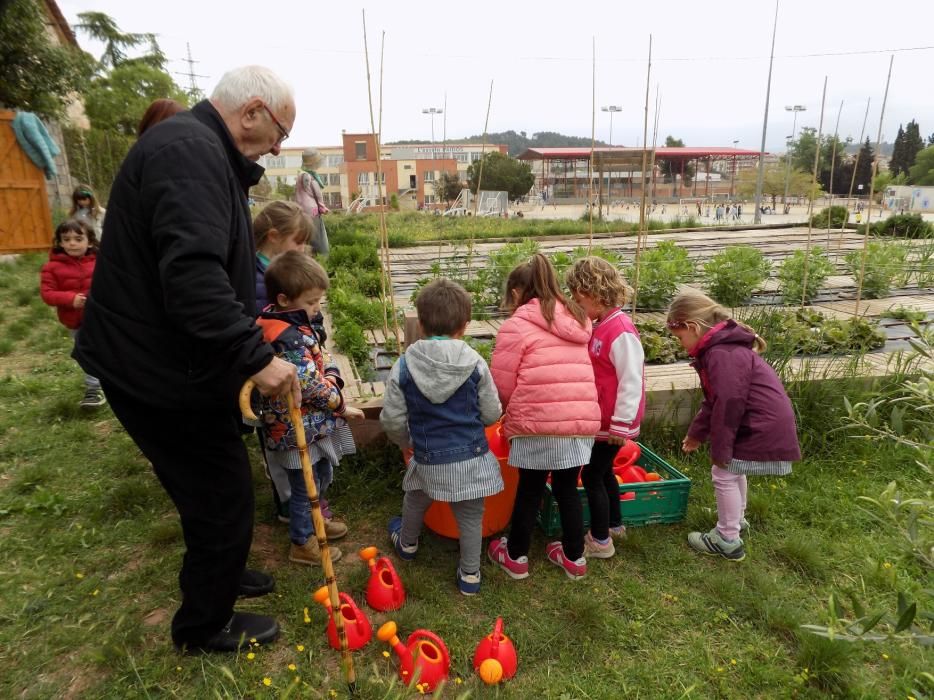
left=730, top=659, right=737, bottom=665
left=262, top=677, right=272, bottom=687
left=91, top=589, right=99, bottom=596
left=247, top=652, right=255, bottom=660
left=75, top=572, right=85, bottom=579
left=176, top=666, right=182, bottom=672
left=296, top=644, right=305, bottom=651
left=250, top=637, right=257, bottom=644
left=303, top=607, right=311, bottom=624
left=716, top=667, right=724, bottom=673
left=382, top=650, right=390, bottom=658
left=882, top=653, right=889, bottom=660
left=294, top=676, right=300, bottom=683
left=455, top=677, right=463, bottom=684
left=288, top=664, right=296, bottom=672
left=908, top=696, right=917, bottom=700
left=329, top=690, right=338, bottom=698
left=883, top=562, right=892, bottom=569
left=770, top=484, right=777, bottom=490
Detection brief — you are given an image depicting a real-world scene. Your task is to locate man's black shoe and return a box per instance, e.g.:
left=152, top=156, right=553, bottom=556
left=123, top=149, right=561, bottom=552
left=239, top=569, right=275, bottom=598
left=184, top=612, right=279, bottom=653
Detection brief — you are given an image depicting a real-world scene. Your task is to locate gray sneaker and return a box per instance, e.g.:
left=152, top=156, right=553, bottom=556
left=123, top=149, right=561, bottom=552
left=687, top=528, right=745, bottom=561
left=80, top=388, right=106, bottom=408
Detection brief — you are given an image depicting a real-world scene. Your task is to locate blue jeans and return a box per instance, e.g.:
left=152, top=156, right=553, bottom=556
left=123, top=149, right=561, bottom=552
left=284, top=457, right=333, bottom=545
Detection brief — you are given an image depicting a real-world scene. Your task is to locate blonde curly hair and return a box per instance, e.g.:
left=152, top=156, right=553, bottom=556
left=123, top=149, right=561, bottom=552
left=565, top=256, right=632, bottom=309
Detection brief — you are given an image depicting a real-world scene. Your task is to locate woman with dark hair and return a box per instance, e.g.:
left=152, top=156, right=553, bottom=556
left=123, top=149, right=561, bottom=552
left=137, top=98, right=184, bottom=136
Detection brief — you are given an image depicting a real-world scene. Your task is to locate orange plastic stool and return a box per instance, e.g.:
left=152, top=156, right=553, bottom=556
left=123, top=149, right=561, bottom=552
left=403, top=422, right=517, bottom=539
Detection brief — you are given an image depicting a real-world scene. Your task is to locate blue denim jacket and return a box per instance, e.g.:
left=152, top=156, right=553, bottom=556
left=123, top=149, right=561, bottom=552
left=399, top=355, right=489, bottom=464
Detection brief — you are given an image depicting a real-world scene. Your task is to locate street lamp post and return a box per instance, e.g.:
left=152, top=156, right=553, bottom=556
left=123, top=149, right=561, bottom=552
left=422, top=107, right=443, bottom=207
left=730, top=139, right=739, bottom=198
left=782, top=105, right=806, bottom=212
left=601, top=106, right=621, bottom=211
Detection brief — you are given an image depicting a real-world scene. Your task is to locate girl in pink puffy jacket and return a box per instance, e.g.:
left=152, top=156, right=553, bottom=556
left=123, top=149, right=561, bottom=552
left=488, top=254, right=601, bottom=581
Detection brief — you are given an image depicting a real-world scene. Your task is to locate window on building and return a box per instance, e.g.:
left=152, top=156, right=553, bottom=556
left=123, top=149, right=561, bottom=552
left=328, top=173, right=341, bottom=186
left=357, top=172, right=369, bottom=186
left=454, top=153, right=469, bottom=163
left=424, top=195, right=436, bottom=204
left=403, top=164, right=412, bottom=170
left=324, top=193, right=342, bottom=208
left=326, top=154, right=344, bottom=167
left=424, top=171, right=436, bottom=182
left=470, top=152, right=483, bottom=162
left=355, top=142, right=367, bottom=160
left=265, top=156, right=286, bottom=169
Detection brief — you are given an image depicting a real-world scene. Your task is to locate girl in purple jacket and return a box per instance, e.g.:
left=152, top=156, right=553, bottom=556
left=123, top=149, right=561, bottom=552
left=667, top=291, right=800, bottom=561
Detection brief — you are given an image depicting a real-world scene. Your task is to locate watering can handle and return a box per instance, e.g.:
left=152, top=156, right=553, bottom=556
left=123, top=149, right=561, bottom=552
left=338, top=592, right=363, bottom=620
left=407, top=630, right=451, bottom=669
left=378, top=557, right=402, bottom=587
left=490, top=616, right=504, bottom=654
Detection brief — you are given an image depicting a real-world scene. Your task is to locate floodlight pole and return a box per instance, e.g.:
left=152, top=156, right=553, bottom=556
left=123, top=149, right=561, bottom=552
left=602, top=105, right=621, bottom=210
left=753, top=0, right=779, bottom=224
left=782, top=105, right=807, bottom=208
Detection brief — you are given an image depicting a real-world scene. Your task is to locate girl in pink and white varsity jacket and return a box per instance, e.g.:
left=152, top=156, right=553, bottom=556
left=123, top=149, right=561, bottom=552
left=567, top=257, right=645, bottom=559
left=488, top=254, right=601, bottom=581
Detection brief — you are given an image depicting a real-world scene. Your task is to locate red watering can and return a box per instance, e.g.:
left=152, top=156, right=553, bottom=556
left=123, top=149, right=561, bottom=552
left=313, top=586, right=372, bottom=651
left=473, top=617, right=517, bottom=684
left=359, top=546, right=405, bottom=612
left=613, top=440, right=641, bottom=470
left=377, top=620, right=451, bottom=693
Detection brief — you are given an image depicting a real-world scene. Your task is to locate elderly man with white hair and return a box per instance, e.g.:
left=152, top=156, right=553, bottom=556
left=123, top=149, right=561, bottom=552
left=76, top=66, right=300, bottom=653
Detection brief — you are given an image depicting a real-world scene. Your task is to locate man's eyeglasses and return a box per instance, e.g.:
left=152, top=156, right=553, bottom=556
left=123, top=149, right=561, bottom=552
left=261, top=103, right=290, bottom=144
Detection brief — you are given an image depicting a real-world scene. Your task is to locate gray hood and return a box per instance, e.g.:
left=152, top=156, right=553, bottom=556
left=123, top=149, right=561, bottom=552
left=404, top=339, right=484, bottom=403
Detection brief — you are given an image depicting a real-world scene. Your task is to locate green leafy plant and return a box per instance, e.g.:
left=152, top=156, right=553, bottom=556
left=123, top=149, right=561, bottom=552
left=627, top=240, right=694, bottom=310
left=634, top=320, right=687, bottom=363
left=871, top=213, right=934, bottom=239
left=810, top=206, right=849, bottom=228
left=845, top=241, right=908, bottom=299
left=703, top=245, right=771, bottom=308
left=777, top=246, right=835, bottom=305
left=882, top=306, right=926, bottom=323
left=746, top=308, right=886, bottom=357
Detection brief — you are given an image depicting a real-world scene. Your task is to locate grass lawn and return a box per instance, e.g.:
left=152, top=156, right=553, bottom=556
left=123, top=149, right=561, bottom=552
left=0, top=253, right=930, bottom=699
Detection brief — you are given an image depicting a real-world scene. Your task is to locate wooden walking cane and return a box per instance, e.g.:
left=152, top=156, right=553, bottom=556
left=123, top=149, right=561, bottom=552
left=239, top=380, right=356, bottom=693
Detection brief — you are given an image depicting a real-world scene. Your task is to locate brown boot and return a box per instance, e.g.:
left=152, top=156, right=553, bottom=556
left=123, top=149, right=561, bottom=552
left=289, top=539, right=343, bottom=566
left=324, top=519, right=348, bottom=540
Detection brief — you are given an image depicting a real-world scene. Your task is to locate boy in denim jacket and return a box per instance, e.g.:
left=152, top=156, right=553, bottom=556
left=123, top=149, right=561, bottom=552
left=380, top=279, right=502, bottom=595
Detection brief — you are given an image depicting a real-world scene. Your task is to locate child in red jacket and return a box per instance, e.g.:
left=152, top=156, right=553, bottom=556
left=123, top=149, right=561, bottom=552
left=567, top=257, right=645, bottom=559
left=40, top=219, right=104, bottom=408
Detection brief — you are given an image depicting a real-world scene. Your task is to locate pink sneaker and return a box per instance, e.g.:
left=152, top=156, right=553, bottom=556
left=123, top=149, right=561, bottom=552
left=545, top=541, right=587, bottom=579
left=487, top=537, right=529, bottom=579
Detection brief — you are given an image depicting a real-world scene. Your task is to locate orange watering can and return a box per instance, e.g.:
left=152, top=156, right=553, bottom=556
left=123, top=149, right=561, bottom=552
left=313, top=586, right=372, bottom=651
left=377, top=620, right=450, bottom=693
left=359, top=546, right=405, bottom=612
left=473, top=617, right=517, bottom=684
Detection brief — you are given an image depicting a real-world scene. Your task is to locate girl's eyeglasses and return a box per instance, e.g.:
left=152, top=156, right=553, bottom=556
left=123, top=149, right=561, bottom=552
left=666, top=321, right=687, bottom=329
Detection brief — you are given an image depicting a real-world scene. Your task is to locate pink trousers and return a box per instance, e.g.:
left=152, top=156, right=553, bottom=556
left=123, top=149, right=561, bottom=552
left=711, top=465, right=747, bottom=541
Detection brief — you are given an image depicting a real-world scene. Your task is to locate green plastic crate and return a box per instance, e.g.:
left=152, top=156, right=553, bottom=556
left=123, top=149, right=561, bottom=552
left=537, top=442, right=691, bottom=536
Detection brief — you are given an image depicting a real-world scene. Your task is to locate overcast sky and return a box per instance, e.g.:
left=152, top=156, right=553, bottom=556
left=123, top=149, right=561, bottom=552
left=59, top=0, right=934, bottom=151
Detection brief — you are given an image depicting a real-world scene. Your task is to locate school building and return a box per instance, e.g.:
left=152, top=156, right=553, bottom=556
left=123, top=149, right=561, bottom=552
left=259, top=135, right=508, bottom=210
